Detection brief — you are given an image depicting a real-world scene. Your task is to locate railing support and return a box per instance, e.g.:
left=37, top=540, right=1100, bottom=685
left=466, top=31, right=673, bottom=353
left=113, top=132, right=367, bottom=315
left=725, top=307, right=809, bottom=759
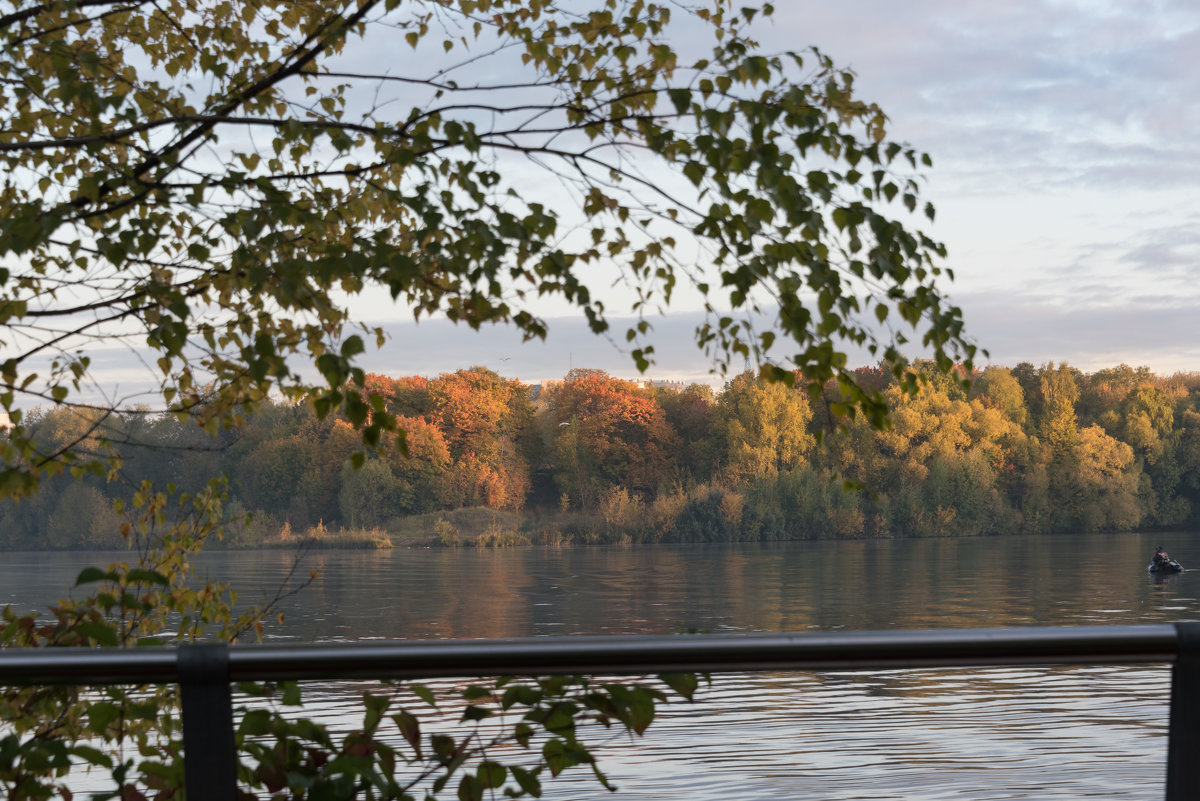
left=0, top=626, right=1188, bottom=799
left=179, top=643, right=237, bottom=801
left=1168, top=622, right=1200, bottom=801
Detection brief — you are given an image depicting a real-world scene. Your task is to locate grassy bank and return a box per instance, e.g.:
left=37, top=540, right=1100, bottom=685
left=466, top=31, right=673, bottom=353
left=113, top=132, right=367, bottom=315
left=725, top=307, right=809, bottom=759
left=231, top=479, right=894, bottom=549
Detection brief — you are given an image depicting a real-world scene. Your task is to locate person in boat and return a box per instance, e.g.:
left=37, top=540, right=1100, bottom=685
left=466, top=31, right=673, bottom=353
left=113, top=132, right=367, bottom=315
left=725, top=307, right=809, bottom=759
left=1152, top=546, right=1172, bottom=567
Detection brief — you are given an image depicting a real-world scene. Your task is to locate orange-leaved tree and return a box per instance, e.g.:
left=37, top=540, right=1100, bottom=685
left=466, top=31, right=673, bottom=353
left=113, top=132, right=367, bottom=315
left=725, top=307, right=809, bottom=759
left=546, top=371, right=678, bottom=507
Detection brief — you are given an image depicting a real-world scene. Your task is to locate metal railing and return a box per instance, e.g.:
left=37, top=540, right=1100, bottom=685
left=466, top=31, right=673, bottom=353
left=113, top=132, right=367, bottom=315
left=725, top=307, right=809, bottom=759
left=3, top=623, right=1199, bottom=800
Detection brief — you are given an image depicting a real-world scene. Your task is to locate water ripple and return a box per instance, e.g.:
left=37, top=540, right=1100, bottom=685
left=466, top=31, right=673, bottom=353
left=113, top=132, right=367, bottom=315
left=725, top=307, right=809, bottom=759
left=6, top=532, right=1197, bottom=799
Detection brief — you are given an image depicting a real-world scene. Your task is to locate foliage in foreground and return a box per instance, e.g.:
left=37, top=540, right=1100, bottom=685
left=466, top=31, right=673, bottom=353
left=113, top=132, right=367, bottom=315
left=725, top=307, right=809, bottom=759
left=0, top=0, right=974, bottom=501
left=0, top=481, right=698, bottom=799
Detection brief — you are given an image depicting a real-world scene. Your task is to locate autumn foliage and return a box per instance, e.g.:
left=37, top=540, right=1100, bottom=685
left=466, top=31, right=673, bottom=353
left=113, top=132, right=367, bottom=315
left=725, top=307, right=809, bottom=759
left=7, top=361, right=1200, bottom=548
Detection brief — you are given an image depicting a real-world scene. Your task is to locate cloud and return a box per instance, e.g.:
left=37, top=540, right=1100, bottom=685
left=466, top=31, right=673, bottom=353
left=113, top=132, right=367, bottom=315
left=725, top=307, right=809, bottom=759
left=362, top=282, right=1200, bottom=386
left=364, top=313, right=732, bottom=387
left=48, top=289, right=1200, bottom=414
left=1116, top=227, right=1200, bottom=273
left=764, top=1, right=1200, bottom=194
left=955, top=289, right=1200, bottom=372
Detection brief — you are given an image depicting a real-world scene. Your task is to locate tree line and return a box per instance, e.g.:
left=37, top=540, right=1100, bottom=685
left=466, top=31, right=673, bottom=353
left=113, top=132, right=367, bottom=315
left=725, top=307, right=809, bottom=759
left=5, top=361, right=1199, bottom=549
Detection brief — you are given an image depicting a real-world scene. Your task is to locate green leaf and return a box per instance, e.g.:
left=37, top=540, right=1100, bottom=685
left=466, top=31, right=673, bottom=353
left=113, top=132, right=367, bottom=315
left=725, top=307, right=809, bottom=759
left=430, top=734, right=457, bottom=766
left=74, top=622, right=118, bottom=646
left=831, top=207, right=849, bottom=231
left=392, top=710, right=421, bottom=757
left=502, top=685, right=542, bottom=709
left=282, top=682, right=303, bottom=706
left=457, top=775, right=483, bottom=801
left=541, top=739, right=591, bottom=777
left=70, top=744, right=113, bottom=768
left=363, top=691, right=389, bottom=732
left=239, top=709, right=273, bottom=737
left=462, top=684, right=490, bottom=701
left=477, top=760, right=506, bottom=789
left=608, top=685, right=657, bottom=734
left=526, top=700, right=577, bottom=736
left=658, top=672, right=699, bottom=701
left=74, top=567, right=117, bottom=586
left=125, top=569, right=170, bottom=586
left=513, top=722, right=534, bottom=748
left=667, top=88, right=691, bottom=115
left=508, top=765, right=542, bottom=797
left=460, top=705, right=493, bottom=722
left=409, top=683, right=437, bottom=708
left=86, top=702, right=120, bottom=734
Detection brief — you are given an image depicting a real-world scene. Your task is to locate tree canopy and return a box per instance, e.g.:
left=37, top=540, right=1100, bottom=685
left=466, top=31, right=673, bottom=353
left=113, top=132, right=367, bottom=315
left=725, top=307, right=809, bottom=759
left=11, top=360, right=1198, bottom=551
left=0, top=0, right=975, bottom=496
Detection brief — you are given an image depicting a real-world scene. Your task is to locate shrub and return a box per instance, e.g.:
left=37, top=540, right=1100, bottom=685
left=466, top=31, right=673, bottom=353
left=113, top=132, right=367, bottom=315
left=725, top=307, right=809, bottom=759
left=434, top=518, right=461, bottom=547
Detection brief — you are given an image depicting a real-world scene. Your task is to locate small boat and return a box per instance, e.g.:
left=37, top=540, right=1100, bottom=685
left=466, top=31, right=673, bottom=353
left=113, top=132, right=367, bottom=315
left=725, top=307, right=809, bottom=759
left=1148, top=559, right=1184, bottom=573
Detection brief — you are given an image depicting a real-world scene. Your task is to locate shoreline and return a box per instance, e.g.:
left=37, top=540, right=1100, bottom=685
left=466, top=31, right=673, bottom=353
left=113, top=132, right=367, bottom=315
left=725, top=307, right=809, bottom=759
left=2, top=524, right=1180, bottom=553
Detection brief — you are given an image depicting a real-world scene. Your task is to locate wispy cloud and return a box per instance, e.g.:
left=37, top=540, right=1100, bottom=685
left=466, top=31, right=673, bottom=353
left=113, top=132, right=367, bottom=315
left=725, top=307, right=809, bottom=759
left=744, top=2, right=1199, bottom=372
left=366, top=313, right=731, bottom=386
left=957, top=288, right=1200, bottom=372
left=768, top=1, right=1200, bottom=193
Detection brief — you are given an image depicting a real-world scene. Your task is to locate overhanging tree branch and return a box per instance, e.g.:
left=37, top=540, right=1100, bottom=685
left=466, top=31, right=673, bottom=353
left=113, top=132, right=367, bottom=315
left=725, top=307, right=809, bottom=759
left=0, top=0, right=976, bottom=499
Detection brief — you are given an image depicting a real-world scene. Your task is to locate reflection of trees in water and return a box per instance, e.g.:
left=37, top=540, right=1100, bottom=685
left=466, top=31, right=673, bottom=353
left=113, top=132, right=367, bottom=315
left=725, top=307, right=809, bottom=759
left=11, top=537, right=1185, bottom=800
left=116, top=531, right=1200, bottom=643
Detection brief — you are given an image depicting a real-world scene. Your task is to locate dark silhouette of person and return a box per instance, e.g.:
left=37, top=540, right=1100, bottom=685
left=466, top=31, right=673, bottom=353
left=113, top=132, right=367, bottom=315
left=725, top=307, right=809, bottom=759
left=1153, top=546, right=1172, bottom=566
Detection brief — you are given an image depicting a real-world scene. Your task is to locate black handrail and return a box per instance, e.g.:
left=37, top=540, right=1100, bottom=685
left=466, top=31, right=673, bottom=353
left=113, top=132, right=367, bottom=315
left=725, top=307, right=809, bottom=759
left=2, top=623, right=1197, bottom=800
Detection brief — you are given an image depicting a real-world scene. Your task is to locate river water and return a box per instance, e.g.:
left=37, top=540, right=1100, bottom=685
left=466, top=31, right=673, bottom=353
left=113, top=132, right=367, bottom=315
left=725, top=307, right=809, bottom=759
left=4, top=531, right=1198, bottom=799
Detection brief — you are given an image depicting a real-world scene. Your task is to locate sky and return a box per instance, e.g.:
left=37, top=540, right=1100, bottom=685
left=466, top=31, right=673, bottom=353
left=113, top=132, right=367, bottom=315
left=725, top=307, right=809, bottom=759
left=363, top=0, right=1200, bottom=387
left=27, top=1, right=1198, bottom=403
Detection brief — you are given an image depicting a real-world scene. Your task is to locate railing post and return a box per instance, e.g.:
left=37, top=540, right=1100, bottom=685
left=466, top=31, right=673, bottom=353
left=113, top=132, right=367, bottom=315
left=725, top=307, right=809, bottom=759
left=178, top=642, right=237, bottom=801
left=1168, top=623, right=1200, bottom=801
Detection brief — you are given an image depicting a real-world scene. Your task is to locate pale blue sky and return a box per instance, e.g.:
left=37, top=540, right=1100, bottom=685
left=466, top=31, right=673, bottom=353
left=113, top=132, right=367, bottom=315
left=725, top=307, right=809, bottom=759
left=365, top=1, right=1200, bottom=386
left=50, top=2, right=1200, bottom=401
left=769, top=1, right=1200, bottom=369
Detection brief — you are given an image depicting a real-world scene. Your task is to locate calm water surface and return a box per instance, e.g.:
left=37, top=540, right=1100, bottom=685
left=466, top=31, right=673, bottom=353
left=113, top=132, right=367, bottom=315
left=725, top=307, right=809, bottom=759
left=5, top=531, right=1199, bottom=800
